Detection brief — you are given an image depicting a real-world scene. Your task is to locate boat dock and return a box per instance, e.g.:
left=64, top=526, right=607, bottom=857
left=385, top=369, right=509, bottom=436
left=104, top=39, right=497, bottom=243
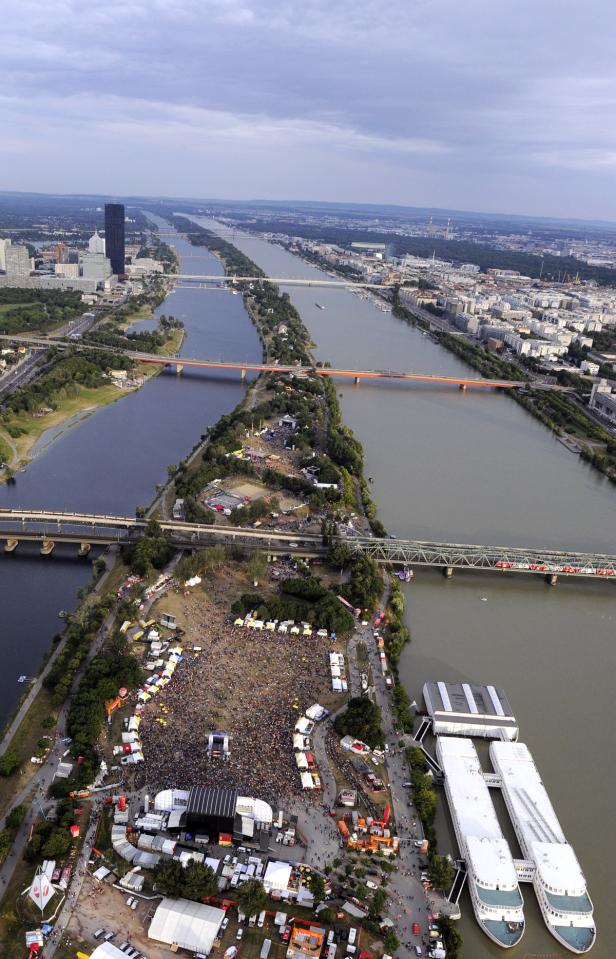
left=490, top=741, right=596, bottom=954
left=423, top=680, right=519, bottom=741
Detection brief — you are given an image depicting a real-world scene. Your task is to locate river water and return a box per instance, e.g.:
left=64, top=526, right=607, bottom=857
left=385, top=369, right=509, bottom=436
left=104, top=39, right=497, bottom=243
left=193, top=217, right=615, bottom=959
left=1, top=211, right=613, bottom=957
left=0, top=216, right=261, bottom=723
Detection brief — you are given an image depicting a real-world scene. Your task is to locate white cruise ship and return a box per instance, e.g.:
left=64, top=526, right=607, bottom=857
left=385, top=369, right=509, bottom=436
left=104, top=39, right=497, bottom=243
left=437, top=737, right=525, bottom=947
left=490, top=741, right=596, bottom=954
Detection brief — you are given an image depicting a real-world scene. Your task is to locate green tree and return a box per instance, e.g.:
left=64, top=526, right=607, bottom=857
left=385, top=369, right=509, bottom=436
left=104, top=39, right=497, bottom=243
left=155, top=859, right=187, bottom=897
left=306, top=873, right=326, bottom=904
left=429, top=854, right=455, bottom=893
left=246, top=553, right=267, bottom=586
left=440, top=917, right=463, bottom=959
left=235, top=878, right=268, bottom=917
left=6, top=805, right=27, bottom=829
left=371, top=888, right=388, bottom=915
left=41, top=829, right=72, bottom=858
left=334, top=696, right=384, bottom=748
left=183, top=862, right=218, bottom=901
left=0, top=749, right=19, bottom=777
left=383, top=929, right=399, bottom=953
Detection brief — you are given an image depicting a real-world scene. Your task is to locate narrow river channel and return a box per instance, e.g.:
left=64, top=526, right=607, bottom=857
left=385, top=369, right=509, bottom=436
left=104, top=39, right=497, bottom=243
left=0, top=216, right=261, bottom=725
left=194, top=217, right=616, bottom=959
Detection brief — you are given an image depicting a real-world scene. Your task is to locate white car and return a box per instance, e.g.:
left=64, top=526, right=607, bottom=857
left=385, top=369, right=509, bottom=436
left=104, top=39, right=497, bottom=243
left=221, top=917, right=230, bottom=931
left=236, top=929, right=244, bottom=942
left=365, top=880, right=378, bottom=890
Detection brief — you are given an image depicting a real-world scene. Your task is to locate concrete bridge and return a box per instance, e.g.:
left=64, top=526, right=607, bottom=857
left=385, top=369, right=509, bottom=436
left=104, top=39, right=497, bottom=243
left=173, top=273, right=398, bottom=288
left=1, top=510, right=614, bottom=583
left=0, top=334, right=524, bottom=391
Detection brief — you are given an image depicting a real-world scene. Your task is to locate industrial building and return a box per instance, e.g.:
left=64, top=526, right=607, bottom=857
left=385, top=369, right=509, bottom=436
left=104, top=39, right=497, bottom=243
left=423, top=680, right=518, bottom=740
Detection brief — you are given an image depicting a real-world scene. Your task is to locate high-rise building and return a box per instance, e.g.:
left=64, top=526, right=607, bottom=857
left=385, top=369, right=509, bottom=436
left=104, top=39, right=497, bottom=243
left=104, top=203, right=125, bottom=275
left=55, top=263, right=80, bottom=279
left=5, top=244, right=32, bottom=277
left=0, top=238, right=12, bottom=272
left=88, top=230, right=106, bottom=255
left=79, top=252, right=112, bottom=282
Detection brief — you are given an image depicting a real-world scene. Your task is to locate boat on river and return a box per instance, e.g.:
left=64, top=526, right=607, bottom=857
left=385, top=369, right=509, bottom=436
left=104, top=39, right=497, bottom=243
left=437, top=736, right=525, bottom=948
left=491, top=741, right=596, bottom=954
left=315, top=302, right=325, bottom=310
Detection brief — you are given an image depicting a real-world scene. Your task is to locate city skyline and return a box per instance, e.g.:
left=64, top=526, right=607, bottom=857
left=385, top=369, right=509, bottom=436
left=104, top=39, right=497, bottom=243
left=3, top=0, right=616, bottom=220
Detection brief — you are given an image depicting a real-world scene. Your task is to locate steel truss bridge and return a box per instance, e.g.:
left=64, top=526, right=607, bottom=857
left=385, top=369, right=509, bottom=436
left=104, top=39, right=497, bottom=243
left=0, top=334, right=522, bottom=390
left=1, top=510, right=614, bottom=581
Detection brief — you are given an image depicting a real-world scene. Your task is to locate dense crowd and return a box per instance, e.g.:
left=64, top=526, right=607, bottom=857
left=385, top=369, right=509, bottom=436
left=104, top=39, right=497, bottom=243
left=136, top=598, right=332, bottom=804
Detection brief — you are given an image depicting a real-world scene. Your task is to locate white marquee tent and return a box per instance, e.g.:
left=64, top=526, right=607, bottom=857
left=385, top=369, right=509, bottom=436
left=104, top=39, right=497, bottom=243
left=148, top=897, right=225, bottom=953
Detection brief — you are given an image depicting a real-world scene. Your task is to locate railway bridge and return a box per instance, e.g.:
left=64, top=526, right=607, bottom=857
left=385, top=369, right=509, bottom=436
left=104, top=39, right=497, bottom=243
left=1, top=510, right=614, bottom=584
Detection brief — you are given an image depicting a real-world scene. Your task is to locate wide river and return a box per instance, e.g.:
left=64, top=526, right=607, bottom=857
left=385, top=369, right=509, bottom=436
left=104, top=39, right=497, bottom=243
left=1, top=214, right=614, bottom=957
left=0, top=215, right=261, bottom=719
left=193, top=217, right=616, bottom=959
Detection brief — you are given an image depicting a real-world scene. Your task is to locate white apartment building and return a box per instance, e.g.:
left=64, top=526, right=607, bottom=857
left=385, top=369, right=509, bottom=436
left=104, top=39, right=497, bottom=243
left=4, top=244, right=32, bottom=277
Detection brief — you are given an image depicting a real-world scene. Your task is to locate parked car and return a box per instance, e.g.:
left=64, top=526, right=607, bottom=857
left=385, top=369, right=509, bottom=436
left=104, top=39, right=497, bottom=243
left=236, top=929, right=244, bottom=942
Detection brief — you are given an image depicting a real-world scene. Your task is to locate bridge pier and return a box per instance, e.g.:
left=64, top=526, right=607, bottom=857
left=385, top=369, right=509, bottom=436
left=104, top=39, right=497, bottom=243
left=459, top=383, right=467, bottom=391
left=78, top=542, right=91, bottom=557
left=240, top=368, right=246, bottom=381
left=354, top=376, right=360, bottom=385
left=546, top=573, right=558, bottom=586
left=175, top=363, right=184, bottom=375
left=40, top=539, right=55, bottom=556
left=443, top=566, right=454, bottom=578
left=4, top=538, right=18, bottom=553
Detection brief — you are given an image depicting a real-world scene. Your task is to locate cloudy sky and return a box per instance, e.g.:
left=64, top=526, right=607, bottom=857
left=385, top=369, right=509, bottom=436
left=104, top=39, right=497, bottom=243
left=3, top=0, right=615, bottom=218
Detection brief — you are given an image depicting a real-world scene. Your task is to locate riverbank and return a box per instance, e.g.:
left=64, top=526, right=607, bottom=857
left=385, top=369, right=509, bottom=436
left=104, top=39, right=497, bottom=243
left=0, top=323, right=184, bottom=478
left=255, top=232, right=616, bottom=486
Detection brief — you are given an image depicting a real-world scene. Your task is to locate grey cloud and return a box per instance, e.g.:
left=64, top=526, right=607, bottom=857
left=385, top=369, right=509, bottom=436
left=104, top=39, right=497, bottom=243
left=2, top=0, right=616, bottom=216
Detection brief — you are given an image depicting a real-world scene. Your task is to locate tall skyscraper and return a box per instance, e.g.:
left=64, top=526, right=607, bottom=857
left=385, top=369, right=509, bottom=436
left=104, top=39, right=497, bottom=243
left=104, top=203, right=125, bottom=275
left=5, top=244, right=32, bottom=277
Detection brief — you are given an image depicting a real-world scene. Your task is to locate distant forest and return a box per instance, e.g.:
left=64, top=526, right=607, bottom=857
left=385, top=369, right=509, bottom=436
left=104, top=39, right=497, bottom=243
left=231, top=219, right=616, bottom=286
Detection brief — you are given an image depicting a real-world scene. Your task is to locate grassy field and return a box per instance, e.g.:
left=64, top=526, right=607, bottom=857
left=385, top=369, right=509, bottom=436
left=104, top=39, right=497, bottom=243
left=0, top=382, right=128, bottom=472
left=0, top=302, right=37, bottom=314
left=0, top=433, right=13, bottom=464
left=0, top=686, right=58, bottom=813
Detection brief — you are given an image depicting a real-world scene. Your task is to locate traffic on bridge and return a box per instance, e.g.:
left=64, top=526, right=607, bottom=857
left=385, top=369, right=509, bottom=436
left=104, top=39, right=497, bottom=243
left=1, top=510, right=615, bottom=582
left=0, top=334, right=525, bottom=391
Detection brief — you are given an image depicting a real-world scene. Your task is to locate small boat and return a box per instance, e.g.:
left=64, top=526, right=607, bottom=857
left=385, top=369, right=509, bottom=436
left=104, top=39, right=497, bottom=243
left=397, top=568, right=414, bottom=582
left=58, top=610, right=68, bottom=619
left=17, top=675, right=29, bottom=683
left=315, top=302, right=325, bottom=310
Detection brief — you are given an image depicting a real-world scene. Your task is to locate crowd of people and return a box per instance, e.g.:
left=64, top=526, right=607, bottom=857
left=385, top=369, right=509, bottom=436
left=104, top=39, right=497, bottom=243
left=136, top=594, right=334, bottom=804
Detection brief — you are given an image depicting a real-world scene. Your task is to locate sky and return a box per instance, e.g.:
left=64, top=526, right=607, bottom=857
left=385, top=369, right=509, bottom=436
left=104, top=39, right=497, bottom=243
left=3, top=0, right=616, bottom=219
